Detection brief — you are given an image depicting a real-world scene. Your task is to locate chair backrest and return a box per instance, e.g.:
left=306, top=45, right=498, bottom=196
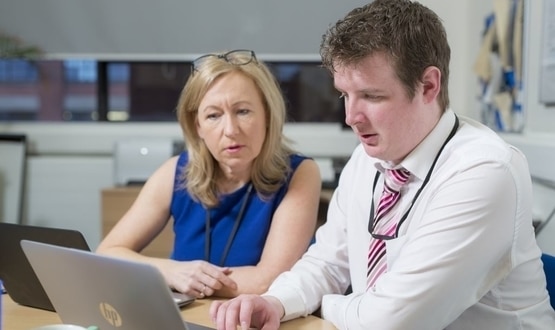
left=541, top=253, right=555, bottom=309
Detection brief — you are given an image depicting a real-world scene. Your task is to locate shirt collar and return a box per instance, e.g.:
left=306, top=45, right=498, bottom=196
left=374, top=109, right=457, bottom=181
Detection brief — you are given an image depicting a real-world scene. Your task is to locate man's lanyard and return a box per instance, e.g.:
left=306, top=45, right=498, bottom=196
left=369, top=115, right=460, bottom=238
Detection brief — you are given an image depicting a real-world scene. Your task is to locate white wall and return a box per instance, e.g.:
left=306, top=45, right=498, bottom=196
left=3, top=0, right=555, bottom=251
left=0, top=0, right=367, bottom=58
left=521, top=0, right=555, bottom=132
left=25, top=156, right=112, bottom=248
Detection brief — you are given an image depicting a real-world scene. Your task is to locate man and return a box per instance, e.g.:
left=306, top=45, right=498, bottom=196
left=210, top=1, right=555, bottom=329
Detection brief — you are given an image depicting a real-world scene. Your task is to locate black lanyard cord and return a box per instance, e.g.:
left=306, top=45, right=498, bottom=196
left=204, top=183, right=253, bottom=266
left=369, top=115, right=459, bottom=238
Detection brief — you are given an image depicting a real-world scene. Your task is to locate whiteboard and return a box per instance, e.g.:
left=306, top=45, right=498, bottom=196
left=539, top=0, right=555, bottom=104
left=0, top=134, right=27, bottom=224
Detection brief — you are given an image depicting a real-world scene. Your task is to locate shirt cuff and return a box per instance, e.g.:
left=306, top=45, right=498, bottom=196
left=321, top=293, right=356, bottom=329
left=263, top=286, right=309, bottom=322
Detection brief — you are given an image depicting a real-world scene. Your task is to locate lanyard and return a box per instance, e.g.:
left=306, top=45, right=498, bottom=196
left=204, top=183, right=253, bottom=266
left=368, top=115, right=460, bottom=239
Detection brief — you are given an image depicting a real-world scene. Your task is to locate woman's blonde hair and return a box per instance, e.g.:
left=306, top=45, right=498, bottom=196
left=176, top=50, right=294, bottom=207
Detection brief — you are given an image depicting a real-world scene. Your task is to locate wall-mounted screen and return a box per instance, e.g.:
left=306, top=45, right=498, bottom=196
left=266, top=62, right=344, bottom=125
left=109, top=61, right=345, bottom=125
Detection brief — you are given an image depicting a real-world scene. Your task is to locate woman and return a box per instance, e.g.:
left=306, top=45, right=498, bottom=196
left=96, top=49, right=321, bottom=299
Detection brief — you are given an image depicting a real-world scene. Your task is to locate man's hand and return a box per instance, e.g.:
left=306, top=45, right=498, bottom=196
left=209, top=294, right=283, bottom=330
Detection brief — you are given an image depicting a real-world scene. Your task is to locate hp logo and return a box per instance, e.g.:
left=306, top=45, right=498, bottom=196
left=99, top=302, right=122, bottom=327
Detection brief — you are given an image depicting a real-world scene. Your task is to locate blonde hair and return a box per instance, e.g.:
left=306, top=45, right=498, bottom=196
left=176, top=51, right=294, bottom=207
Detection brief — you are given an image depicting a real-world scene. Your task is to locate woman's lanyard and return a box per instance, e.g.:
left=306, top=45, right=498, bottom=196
left=204, top=183, right=253, bottom=266
left=369, top=115, right=460, bottom=238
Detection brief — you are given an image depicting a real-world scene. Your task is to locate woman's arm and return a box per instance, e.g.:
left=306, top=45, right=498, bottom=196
left=96, top=156, right=237, bottom=297
left=214, top=158, right=322, bottom=297
left=96, top=156, right=177, bottom=260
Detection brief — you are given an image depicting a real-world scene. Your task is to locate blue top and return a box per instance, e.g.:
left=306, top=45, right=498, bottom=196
left=170, top=152, right=308, bottom=267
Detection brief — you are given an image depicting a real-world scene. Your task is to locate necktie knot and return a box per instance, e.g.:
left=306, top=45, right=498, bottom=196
left=384, top=168, right=411, bottom=193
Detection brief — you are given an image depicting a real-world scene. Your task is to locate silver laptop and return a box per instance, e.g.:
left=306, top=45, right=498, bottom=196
left=21, top=240, right=214, bottom=330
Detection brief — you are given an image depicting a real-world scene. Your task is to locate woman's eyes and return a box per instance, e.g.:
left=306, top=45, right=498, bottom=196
left=205, top=109, right=250, bottom=120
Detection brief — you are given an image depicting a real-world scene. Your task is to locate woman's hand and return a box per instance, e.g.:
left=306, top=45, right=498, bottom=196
left=159, top=259, right=238, bottom=298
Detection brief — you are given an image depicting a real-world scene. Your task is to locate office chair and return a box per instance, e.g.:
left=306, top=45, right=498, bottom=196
left=541, top=253, right=555, bottom=310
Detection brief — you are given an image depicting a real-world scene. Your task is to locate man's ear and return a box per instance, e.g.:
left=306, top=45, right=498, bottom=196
left=421, top=66, right=441, bottom=104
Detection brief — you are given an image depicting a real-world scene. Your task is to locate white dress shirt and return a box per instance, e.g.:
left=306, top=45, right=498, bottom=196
left=265, top=110, right=555, bottom=329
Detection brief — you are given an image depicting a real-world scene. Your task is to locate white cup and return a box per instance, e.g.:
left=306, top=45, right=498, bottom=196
left=30, top=325, right=97, bottom=330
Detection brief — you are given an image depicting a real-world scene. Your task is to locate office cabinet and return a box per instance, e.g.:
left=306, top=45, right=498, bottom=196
left=101, top=186, right=174, bottom=258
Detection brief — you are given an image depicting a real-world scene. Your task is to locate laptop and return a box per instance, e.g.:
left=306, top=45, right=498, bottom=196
left=21, top=240, right=213, bottom=330
left=0, top=222, right=90, bottom=311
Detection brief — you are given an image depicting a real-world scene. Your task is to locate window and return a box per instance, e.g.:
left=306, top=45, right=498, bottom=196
left=0, top=59, right=344, bottom=125
left=64, top=60, right=97, bottom=83
left=0, top=60, right=40, bottom=120
left=0, top=60, right=38, bottom=82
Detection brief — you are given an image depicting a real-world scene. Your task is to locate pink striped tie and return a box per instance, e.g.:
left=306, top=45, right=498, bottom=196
left=367, top=168, right=411, bottom=289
